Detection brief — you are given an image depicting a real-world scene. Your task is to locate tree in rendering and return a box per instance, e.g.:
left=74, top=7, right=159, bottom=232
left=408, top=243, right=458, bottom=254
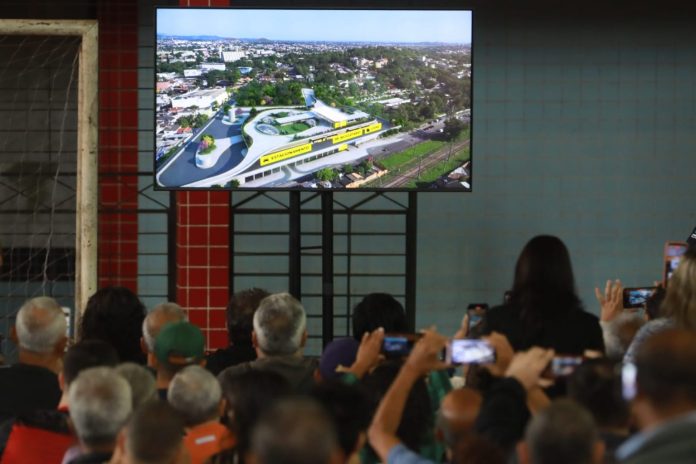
left=316, top=168, right=337, bottom=182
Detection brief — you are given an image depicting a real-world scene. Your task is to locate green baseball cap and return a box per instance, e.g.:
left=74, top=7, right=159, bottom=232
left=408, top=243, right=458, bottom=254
left=154, top=321, right=205, bottom=366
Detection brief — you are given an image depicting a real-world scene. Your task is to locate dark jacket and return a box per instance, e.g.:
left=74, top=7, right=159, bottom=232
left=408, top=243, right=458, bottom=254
left=484, top=303, right=604, bottom=355
left=205, top=343, right=257, bottom=376
left=0, top=364, right=61, bottom=424
left=218, top=355, right=318, bottom=392
left=618, top=415, right=696, bottom=464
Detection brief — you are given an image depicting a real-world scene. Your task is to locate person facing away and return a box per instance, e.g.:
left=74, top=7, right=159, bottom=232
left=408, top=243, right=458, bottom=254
left=66, top=367, right=132, bottom=464
left=218, top=293, right=317, bottom=392
left=206, top=288, right=269, bottom=375
left=141, top=302, right=186, bottom=369
left=484, top=235, right=604, bottom=355
left=616, top=329, right=696, bottom=464
left=0, top=297, right=67, bottom=423
left=517, top=400, right=604, bottom=464
left=0, top=340, right=119, bottom=464
left=152, top=321, right=206, bottom=399
left=168, top=365, right=234, bottom=464
left=80, top=286, right=147, bottom=365
left=109, top=401, right=189, bottom=464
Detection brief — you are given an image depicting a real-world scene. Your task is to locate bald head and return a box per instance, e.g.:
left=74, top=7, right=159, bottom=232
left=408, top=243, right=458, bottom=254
left=16, top=297, right=67, bottom=354
left=437, top=387, right=483, bottom=449
left=142, top=302, right=186, bottom=354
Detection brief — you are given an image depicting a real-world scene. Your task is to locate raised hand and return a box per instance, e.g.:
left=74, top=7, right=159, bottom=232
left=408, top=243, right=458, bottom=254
left=595, top=279, right=623, bottom=322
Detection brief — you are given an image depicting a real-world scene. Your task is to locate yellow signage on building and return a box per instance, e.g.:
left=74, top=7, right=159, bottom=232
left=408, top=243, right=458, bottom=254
left=331, top=128, right=363, bottom=144
left=338, top=144, right=348, bottom=152
left=260, top=143, right=313, bottom=166
left=333, top=120, right=347, bottom=129
left=363, top=122, right=383, bottom=134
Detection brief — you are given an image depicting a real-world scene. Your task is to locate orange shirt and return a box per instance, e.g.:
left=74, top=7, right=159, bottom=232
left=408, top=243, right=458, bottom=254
left=184, top=421, right=236, bottom=464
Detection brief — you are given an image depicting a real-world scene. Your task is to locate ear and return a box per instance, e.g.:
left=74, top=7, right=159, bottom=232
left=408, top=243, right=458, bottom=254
left=140, top=337, right=148, bottom=355
left=313, top=368, right=323, bottom=384
left=516, top=441, right=530, bottom=464
left=9, top=327, right=18, bottom=344
left=300, top=330, right=308, bottom=348
left=58, top=371, right=66, bottom=392
left=218, top=398, right=227, bottom=418
left=592, top=440, right=606, bottom=464
left=55, top=336, right=68, bottom=355
left=251, top=331, right=259, bottom=348
left=116, top=428, right=127, bottom=455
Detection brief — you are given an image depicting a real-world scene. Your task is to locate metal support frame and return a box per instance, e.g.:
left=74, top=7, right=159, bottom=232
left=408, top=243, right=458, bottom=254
left=228, top=190, right=418, bottom=349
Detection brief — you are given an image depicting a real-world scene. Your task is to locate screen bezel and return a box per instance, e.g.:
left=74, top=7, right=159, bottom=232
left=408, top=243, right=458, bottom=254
left=152, top=5, right=474, bottom=192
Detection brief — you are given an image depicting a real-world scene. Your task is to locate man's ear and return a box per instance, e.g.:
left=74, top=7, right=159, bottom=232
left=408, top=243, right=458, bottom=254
left=252, top=331, right=258, bottom=348
left=58, top=371, right=66, bottom=392
left=516, top=441, right=530, bottom=464
left=218, top=398, right=227, bottom=418
left=140, top=337, right=148, bottom=355
left=9, top=327, right=18, bottom=345
left=592, top=440, right=606, bottom=464
left=116, top=427, right=127, bottom=456
left=300, top=330, right=308, bottom=348
left=55, top=336, right=68, bottom=355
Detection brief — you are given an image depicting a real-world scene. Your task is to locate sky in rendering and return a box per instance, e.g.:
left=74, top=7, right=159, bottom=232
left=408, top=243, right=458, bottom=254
left=157, top=9, right=472, bottom=44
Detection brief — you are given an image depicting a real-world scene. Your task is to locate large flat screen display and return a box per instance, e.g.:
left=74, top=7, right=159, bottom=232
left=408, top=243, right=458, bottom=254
left=154, top=8, right=472, bottom=190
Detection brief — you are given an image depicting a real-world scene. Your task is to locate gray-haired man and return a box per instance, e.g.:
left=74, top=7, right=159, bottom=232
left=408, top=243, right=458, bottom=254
left=0, top=297, right=66, bottom=421
left=218, top=293, right=317, bottom=392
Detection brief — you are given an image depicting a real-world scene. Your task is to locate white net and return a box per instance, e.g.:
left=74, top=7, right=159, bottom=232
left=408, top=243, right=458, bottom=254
left=0, top=34, right=81, bottom=363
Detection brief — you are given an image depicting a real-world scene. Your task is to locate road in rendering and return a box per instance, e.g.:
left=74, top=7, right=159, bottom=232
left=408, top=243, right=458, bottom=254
left=157, top=111, right=246, bottom=187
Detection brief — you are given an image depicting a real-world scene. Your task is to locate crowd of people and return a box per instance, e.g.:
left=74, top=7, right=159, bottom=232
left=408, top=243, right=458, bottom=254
left=1, top=234, right=696, bottom=464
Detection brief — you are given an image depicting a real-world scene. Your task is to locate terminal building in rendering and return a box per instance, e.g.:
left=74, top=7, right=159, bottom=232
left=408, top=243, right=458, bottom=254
left=156, top=87, right=389, bottom=188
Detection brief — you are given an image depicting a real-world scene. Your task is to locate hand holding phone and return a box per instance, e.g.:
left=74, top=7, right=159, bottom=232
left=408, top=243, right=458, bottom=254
left=541, top=355, right=583, bottom=379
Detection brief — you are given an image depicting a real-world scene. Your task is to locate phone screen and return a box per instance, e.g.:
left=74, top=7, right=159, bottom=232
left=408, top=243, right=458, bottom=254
left=622, top=363, right=637, bottom=400
left=447, top=339, right=496, bottom=365
left=664, top=242, right=688, bottom=284
left=542, top=356, right=583, bottom=379
left=382, top=334, right=420, bottom=358
left=623, top=287, right=657, bottom=308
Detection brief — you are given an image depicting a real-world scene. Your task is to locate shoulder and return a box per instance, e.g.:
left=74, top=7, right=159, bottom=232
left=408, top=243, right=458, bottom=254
left=217, top=362, right=253, bottom=384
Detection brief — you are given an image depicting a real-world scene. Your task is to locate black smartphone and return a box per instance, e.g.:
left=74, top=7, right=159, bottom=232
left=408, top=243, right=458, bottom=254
left=688, top=226, right=696, bottom=249
left=542, top=356, right=583, bottom=379
left=381, top=333, right=422, bottom=358
left=446, top=339, right=496, bottom=365
left=622, top=287, right=657, bottom=309
left=466, top=303, right=489, bottom=333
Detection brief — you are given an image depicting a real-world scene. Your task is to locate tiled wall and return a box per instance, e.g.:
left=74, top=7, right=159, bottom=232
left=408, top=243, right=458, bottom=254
left=99, top=0, right=140, bottom=290
left=173, top=0, right=232, bottom=348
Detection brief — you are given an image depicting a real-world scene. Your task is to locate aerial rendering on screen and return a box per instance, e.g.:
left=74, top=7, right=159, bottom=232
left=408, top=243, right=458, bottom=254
left=155, top=8, right=472, bottom=190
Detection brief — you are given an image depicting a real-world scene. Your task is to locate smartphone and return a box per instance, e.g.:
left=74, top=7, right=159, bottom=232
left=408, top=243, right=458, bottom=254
left=687, top=226, right=696, bottom=249
left=622, top=363, right=637, bottom=401
left=382, top=333, right=422, bottom=358
left=664, top=242, right=688, bottom=285
left=446, top=339, right=496, bottom=365
left=466, top=303, right=489, bottom=333
left=542, top=356, right=583, bottom=379
left=622, top=287, right=657, bottom=309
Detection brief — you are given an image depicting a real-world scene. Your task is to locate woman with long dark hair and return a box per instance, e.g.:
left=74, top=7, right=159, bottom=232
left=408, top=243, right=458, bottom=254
left=484, top=235, right=604, bottom=354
